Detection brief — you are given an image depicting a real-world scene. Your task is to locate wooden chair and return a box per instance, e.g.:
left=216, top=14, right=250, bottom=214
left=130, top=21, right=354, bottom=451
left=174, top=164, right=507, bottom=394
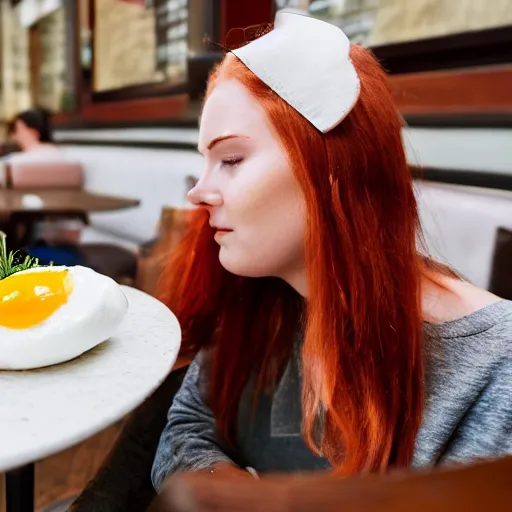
left=135, top=176, right=197, bottom=294
left=5, top=161, right=84, bottom=190
left=148, top=455, right=512, bottom=512
left=3, top=161, right=137, bottom=284
left=0, top=141, right=20, bottom=159
left=2, top=162, right=86, bottom=248
left=74, top=206, right=193, bottom=289
left=135, top=206, right=194, bottom=295
left=489, top=226, right=512, bottom=299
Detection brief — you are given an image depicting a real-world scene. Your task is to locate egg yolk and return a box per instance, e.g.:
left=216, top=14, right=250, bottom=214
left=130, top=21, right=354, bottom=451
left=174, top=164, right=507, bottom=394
left=0, top=270, right=74, bottom=329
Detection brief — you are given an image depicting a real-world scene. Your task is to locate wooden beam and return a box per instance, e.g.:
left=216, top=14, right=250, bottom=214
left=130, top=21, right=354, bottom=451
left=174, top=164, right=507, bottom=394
left=53, top=94, right=188, bottom=126
left=372, top=24, right=512, bottom=74
left=389, top=64, right=512, bottom=115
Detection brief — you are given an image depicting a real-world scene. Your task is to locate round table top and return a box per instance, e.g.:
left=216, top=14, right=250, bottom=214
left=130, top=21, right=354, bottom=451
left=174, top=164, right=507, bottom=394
left=0, top=286, right=181, bottom=472
left=0, top=188, right=140, bottom=215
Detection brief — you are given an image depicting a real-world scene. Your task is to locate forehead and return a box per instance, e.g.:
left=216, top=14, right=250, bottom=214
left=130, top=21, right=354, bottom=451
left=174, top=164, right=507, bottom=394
left=14, top=119, right=29, bottom=131
left=199, top=79, right=272, bottom=148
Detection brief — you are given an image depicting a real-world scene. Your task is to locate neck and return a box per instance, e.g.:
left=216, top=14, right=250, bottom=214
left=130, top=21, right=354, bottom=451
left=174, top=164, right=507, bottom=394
left=22, top=140, right=44, bottom=152
left=283, top=266, right=499, bottom=324
left=421, top=273, right=500, bottom=324
left=281, top=265, right=308, bottom=298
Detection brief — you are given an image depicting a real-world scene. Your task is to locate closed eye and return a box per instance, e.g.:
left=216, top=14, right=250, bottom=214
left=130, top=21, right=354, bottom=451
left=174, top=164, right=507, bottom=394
left=221, top=157, right=243, bottom=168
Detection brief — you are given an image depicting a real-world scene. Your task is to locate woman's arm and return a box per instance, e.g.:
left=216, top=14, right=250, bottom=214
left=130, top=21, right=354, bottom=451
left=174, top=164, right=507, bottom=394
left=437, top=353, right=512, bottom=466
left=151, top=351, right=245, bottom=491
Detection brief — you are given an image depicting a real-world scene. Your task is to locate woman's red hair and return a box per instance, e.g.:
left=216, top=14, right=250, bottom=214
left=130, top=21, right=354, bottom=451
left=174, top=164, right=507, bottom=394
left=159, top=44, right=430, bottom=474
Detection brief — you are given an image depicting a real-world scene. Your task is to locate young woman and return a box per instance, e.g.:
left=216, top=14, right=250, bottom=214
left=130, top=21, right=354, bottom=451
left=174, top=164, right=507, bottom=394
left=1, top=108, right=64, bottom=187
left=7, top=108, right=62, bottom=161
left=151, top=12, right=512, bottom=493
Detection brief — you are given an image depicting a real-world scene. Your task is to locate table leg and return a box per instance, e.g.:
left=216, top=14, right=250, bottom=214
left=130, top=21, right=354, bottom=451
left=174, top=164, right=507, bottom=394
left=1, top=473, right=6, bottom=512
left=5, top=465, right=34, bottom=512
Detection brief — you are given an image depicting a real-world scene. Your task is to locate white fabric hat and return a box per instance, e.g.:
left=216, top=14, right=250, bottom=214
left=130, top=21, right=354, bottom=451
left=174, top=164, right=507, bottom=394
left=232, top=12, right=360, bottom=134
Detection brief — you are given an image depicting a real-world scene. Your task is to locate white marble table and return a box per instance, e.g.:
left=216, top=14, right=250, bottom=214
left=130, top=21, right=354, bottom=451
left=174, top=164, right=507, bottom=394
left=0, top=286, right=181, bottom=511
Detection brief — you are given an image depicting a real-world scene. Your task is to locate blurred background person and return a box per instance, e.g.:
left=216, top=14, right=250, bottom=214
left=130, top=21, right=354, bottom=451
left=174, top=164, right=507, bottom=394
left=0, top=107, right=66, bottom=187
left=7, top=107, right=63, bottom=162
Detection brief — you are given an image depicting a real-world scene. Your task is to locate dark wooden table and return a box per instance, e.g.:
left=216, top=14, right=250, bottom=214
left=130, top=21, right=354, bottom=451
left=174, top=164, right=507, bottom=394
left=0, top=189, right=140, bottom=216
left=0, top=189, right=140, bottom=246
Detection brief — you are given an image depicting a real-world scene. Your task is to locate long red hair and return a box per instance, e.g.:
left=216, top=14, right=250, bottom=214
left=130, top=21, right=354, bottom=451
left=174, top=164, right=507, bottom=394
left=159, top=45, right=428, bottom=474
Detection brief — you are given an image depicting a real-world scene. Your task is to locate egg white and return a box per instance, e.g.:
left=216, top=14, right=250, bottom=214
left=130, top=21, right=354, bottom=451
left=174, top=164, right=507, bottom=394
left=0, top=266, right=128, bottom=370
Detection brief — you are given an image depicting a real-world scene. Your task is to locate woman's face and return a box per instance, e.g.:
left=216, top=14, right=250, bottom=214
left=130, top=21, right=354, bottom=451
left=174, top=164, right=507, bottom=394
left=190, top=79, right=307, bottom=290
left=11, top=120, right=38, bottom=149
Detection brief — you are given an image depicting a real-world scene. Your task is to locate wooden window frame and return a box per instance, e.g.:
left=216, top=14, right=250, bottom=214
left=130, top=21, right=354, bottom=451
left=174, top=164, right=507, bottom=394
left=371, top=24, right=512, bottom=128
left=53, top=0, right=512, bottom=130
left=53, top=0, right=223, bottom=128
left=89, top=0, right=191, bottom=103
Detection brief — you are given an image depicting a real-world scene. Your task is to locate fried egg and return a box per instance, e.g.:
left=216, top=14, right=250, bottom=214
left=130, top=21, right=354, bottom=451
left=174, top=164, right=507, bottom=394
left=0, top=266, right=128, bottom=370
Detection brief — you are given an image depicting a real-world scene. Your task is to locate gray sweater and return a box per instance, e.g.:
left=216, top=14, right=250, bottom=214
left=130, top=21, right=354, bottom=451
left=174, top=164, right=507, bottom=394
left=152, top=300, right=512, bottom=490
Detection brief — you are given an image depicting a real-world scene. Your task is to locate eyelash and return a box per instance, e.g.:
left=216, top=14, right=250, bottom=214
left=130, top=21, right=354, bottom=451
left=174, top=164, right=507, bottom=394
left=221, top=157, right=243, bottom=167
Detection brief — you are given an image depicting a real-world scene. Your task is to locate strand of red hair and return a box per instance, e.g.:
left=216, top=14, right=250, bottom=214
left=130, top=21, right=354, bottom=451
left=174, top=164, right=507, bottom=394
left=158, top=44, right=436, bottom=474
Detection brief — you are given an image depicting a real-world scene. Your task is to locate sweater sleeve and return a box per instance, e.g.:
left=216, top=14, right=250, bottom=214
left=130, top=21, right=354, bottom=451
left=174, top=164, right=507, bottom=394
left=151, top=351, right=234, bottom=491
left=439, top=353, right=512, bottom=465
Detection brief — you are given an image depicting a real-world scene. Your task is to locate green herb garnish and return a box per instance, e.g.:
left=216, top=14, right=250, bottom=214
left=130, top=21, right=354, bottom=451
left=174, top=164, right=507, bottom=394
left=0, top=231, right=40, bottom=280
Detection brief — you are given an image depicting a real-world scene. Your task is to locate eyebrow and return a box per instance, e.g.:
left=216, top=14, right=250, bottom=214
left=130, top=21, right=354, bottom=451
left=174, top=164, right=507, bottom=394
left=198, top=134, right=248, bottom=154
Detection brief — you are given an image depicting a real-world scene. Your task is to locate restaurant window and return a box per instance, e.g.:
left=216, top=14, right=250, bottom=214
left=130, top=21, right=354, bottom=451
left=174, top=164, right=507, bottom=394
left=277, top=0, right=512, bottom=46
left=0, top=0, right=77, bottom=115
left=275, top=0, right=377, bottom=45
left=30, top=4, right=76, bottom=112
left=0, top=1, right=31, bottom=127
left=93, top=0, right=188, bottom=93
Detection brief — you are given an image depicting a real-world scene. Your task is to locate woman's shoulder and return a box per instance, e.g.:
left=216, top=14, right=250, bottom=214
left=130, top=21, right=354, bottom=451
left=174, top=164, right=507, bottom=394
left=424, top=292, right=512, bottom=386
left=424, top=277, right=512, bottom=343
left=8, top=145, right=64, bottom=163
left=417, top=299, right=512, bottom=466
left=0, top=151, right=22, bottom=162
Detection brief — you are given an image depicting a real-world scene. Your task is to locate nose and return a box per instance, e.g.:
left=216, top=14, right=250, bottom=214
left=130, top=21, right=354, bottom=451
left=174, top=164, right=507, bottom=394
left=187, top=181, right=223, bottom=207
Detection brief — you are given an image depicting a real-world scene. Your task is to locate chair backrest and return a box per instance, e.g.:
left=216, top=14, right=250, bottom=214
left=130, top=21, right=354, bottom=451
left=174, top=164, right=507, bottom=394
left=158, top=206, right=193, bottom=247
left=6, top=161, right=84, bottom=189
left=135, top=206, right=194, bottom=295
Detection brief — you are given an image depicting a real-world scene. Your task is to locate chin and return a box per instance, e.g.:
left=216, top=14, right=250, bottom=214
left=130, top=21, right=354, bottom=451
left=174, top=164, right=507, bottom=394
left=218, top=249, right=271, bottom=279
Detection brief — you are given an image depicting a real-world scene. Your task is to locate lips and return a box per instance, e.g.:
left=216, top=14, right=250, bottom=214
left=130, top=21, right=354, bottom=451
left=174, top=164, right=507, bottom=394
left=212, top=226, right=232, bottom=241
left=214, top=229, right=232, bottom=239
left=210, top=223, right=232, bottom=232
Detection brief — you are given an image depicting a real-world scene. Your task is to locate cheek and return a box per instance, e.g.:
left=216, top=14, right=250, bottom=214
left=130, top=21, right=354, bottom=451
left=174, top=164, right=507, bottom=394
left=220, top=159, right=306, bottom=275
left=230, top=161, right=304, bottom=239
left=15, top=129, right=26, bottom=141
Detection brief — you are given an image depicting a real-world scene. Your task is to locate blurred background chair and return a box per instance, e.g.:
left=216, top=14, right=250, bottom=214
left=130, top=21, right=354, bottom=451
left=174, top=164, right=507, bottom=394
left=3, top=160, right=139, bottom=284
left=3, top=161, right=87, bottom=252
left=488, top=227, right=512, bottom=300
left=5, top=160, right=84, bottom=189
left=136, top=206, right=194, bottom=295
